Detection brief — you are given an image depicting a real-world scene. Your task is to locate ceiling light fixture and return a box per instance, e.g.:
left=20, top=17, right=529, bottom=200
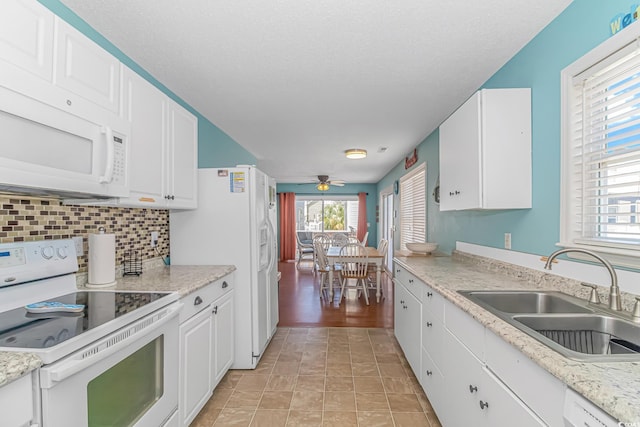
left=316, top=182, right=330, bottom=191
left=345, top=148, right=367, bottom=159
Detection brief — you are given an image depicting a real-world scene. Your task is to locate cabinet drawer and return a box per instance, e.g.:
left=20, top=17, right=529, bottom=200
left=485, top=330, right=565, bottom=427
left=179, top=276, right=233, bottom=323
left=421, top=311, right=443, bottom=368
left=393, top=263, right=423, bottom=301
left=422, top=283, right=444, bottom=322
left=444, top=300, right=485, bottom=360
left=420, top=348, right=445, bottom=414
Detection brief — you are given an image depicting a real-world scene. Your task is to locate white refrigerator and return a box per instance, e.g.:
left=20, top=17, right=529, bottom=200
left=170, top=166, right=279, bottom=369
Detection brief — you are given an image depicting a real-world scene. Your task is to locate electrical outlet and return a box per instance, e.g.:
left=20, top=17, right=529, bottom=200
left=504, top=233, right=512, bottom=250
left=72, top=236, right=84, bottom=256
left=151, top=231, right=159, bottom=248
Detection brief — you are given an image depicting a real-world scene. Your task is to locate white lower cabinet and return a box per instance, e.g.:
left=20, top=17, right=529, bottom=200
left=394, top=277, right=422, bottom=375
left=393, top=262, right=567, bottom=426
left=179, top=308, right=213, bottom=426
left=0, top=373, right=37, bottom=427
left=211, top=290, right=234, bottom=389
left=443, top=330, right=545, bottom=427
left=179, top=274, right=234, bottom=427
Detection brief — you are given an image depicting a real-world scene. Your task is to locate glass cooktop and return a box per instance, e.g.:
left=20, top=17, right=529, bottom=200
left=0, top=291, right=172, bottom=350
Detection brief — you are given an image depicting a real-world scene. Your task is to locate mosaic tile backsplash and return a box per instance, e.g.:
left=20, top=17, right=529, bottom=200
left=0, top=195, right=169, bottom=274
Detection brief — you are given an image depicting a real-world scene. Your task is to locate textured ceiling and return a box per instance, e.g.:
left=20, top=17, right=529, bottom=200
left=60, top=0, right=572, bottom=184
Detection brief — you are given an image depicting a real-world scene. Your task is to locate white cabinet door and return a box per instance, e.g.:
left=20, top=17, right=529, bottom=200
left=394, top=282, right=421, bottom=376
left=481, top=366, right=546, bottom=427
left=54, top=17, right=121, bottom=114
left=0, top=0, right=53, bottom=82
left=442, top=330, right=486, bottom=427
left=122, top=68, right=167, bottom=207
left=211, top=290, right=234, bottom=388
left=167, top=100, right=198, bottom=209
left=439, top=91, right=482, bottom=211
left=440, top=88, right=531, bottom=211
left=179, top=307, right=213, bottom=427
left=0, top=373, right=35, bottom=427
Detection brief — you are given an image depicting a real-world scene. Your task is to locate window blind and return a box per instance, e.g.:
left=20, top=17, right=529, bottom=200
left=571, top=40, right=640, bottom=244
left=399, top=164, right=426, bottom=250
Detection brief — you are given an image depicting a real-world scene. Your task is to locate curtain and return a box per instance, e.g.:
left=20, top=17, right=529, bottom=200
left=279, top=192, right=296, bottom=261
left=357, top=192, right=368, bottom=245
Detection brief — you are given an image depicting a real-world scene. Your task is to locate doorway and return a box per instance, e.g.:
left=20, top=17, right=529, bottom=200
left=380, top=188, right=394, bottom=271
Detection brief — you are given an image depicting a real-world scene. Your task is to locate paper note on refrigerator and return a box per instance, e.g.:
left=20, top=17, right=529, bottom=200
left=230, top=172, right=246, bottom=193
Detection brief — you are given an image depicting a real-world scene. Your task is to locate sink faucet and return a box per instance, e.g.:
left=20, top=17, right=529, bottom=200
left=543, top=248, right=622, bottom=311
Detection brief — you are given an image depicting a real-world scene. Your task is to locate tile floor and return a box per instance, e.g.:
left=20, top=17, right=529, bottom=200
left=191, top=327, right=442, bottom=426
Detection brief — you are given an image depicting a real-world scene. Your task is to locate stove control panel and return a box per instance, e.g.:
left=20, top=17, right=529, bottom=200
left=0, top=240, right=78, bottom=289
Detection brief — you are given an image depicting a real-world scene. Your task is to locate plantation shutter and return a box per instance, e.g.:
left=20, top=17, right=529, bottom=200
left=570, top=41, right=640, bottom=244
left=399, top=164, right=426, bottom=250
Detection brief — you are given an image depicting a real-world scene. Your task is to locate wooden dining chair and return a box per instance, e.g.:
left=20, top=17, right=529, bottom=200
left=314, top=241, right=340, bottom=301
left=331, top=233, right=350, bottom=248
left=338, top=242, right=369, bottom=306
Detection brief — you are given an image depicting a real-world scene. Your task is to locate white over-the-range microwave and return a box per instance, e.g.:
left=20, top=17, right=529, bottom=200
left=0, top=85, right=129, bottom=199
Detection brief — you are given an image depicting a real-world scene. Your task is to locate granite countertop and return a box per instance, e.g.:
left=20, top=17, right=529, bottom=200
left=393, top=253, right=640, bottom=423
left=0, top=264, right=236, bottom=389
left=78, top=264, right=236, bottom=296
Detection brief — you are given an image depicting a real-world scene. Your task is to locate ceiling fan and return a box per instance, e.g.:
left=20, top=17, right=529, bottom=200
left=315, top=175, right=345, bottom=191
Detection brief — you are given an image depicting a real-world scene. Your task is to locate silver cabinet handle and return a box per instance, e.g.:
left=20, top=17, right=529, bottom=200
left=194, top=296, right=203, bottom=306
left=425, top=370, right=433, bottom=376
left=426, top=292, right=433, bottom=297
left=212, top=305, right=218, bottom=314
left=469, top=385, right=477, bottom=393
left=479, top=400, right=489, bottom=410
left=426, top=322, right=432, bottom=327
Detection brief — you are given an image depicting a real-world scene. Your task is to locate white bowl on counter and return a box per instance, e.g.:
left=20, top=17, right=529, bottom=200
left=406, top=242, right=438, bottom=254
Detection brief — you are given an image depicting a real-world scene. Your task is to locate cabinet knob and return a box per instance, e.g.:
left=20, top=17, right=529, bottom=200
left=171, top=195, right=175, bottom=200
left=426, top=292, right=433, bottom=297
left=212, top=305, right=218, bottom=314
left=403, top=305, right=408, bottom=309
left=222, top=281, right=229, bottom=289
left=194, top=296, right=203, bottom=306
left=455, top=190, right=460, bottom=195
left=400, top=300, right=405, bottom=304
left=469, top=385, right=478, bottom=393
left=408, top=279, right=413, bottom=283
left=449, top=191, right=454, bottom=196
left=479, top=400, right=489, bottom=410
left=425, top=370, right=433, bottom=376
left=426, top=322, right=432, bottom=327
left=66, top=99, right=72, bottom=106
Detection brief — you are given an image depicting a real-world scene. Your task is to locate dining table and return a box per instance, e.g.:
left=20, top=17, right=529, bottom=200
left=325, top=245, right=385, bottom=303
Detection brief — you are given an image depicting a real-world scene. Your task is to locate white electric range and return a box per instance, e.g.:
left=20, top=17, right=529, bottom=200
left=0, top=239, right=182, bottom=427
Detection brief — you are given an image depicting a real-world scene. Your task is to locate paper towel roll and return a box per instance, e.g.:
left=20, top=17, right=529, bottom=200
left=87, top=230, right=116, bottom=288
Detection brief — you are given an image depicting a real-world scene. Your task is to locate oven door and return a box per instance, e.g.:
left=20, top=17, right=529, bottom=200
left=39, top=302, right=181, bottom=427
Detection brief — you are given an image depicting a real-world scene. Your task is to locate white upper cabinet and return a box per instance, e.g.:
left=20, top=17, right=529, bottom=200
left=118, top=67, right=198, bottom=209
left=122, top=68, right=167, bottom=207
left=54, top=17, right=121, bottom=114
left=439, top=88, right=531, bottom=211
left=0, top=0, right=121, bottom=123
left=167, top=100, right=198, bottom=209
left=0, top=0, right=54, bottom=82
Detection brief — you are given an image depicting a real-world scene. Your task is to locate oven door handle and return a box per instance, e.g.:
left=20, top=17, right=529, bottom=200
left=41, top=303, right=182, bottom=387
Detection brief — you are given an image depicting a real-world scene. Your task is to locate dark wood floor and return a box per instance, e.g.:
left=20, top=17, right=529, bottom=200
left=277, top=260, right=394, bottom=328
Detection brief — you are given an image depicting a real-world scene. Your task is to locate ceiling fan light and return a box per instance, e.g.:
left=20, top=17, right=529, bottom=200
left=345, top=148, right=367, bottom=159
left=316, top=182, right=330, bottom=191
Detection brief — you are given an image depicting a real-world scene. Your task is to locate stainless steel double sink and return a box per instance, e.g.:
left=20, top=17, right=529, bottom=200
left=458, top=290, right=640, bottom=362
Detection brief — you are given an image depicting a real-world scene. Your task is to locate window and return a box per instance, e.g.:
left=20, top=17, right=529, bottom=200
left=295, top=196, right=359, bottom=234
left=399, top=163, right=426, bottom=250
left=561, top=28, right=640, bottom=266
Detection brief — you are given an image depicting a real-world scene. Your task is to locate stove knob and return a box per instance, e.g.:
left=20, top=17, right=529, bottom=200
left=41, top=246, right=54, bottom=259
left=57, top=247, right=68, bottom=259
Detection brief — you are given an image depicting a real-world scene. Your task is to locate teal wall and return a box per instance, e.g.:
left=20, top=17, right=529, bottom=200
left=38, top=0, right=256, bottom=168
left=378, top=0, right=636, bottom=256
left=277, top=183, right=378, bottom=246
